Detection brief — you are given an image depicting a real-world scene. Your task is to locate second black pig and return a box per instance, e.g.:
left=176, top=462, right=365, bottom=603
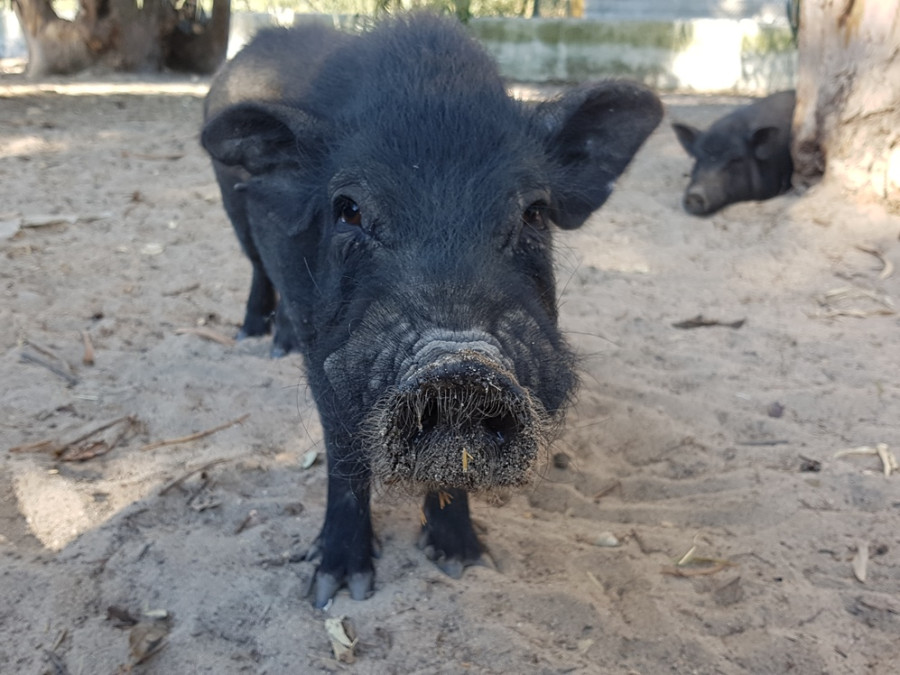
left=673, top=90, right=795, bottom=216
left=202, top=14, right=662, bottom=608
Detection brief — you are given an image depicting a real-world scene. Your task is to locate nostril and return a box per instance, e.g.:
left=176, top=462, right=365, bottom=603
left=683, top=190, right=708, bottom=214
left=482, top=412, right=516, bottom=445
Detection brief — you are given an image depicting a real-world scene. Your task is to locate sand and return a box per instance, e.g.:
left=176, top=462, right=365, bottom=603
left=1, top=75, right=898, bottom=674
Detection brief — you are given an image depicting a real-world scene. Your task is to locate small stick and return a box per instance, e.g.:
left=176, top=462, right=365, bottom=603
left=736, top=439, right=789, bottom=446
left=855, top=245, right=895, bottom=280
left=19, top=351, right=79, bottom=386
left=162, top=282, right=200, bottom=297
left=9, top=439, right=59, bottom=454
left=173, top=327, right=236, bottom=347
left=159, top=458, right=229, bottom=495
left=592, top=480, right=621, bottom=502
left=661, top=562, right=733, bottom=577
left=81, top=331, right=95, bottom=366
left=124, top=151, right=186, bottom=161
left=586, top=570, right=604, bottom=590
left=672, top=315, right=745, bottom=329
left=141, top=414, right=249, bottom=452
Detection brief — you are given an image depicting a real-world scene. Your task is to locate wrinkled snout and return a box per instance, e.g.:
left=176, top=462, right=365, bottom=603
left=368, top=346, right=546, bottom=493
left=683, top=184, right=712, bottom=215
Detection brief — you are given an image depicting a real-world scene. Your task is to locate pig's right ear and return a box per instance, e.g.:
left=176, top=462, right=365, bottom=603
left=201, top=102, right=322, bottom=174
left=536, top=81, right=663, bottom=230
left=672, top=123, right=700, bottom=157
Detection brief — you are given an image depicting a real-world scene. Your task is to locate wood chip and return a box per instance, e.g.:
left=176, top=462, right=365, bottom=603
left=128, top=620, right=169, bottom=665
left=852, top=541, right=869, bottom=583
left=324, top=616, right=357, bottom=664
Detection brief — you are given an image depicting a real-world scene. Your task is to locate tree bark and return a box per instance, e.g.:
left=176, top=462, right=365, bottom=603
left=12, top=0, right=229, bottom=77
left=793, top=0, right=900, bottom=212
left=165, top=0, right=230, bottom=74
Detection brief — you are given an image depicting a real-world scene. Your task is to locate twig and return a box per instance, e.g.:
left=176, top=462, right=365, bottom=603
left=855, top=244, right=894, bottom=280
left=10, top=415, right=138, bottom=456
left=672, top=315, right=745, bottom=329
left=173, top=327, right=236, bottom=347
left=19, top=351, right=78, bottom=386
left=834, top=443, right=897, bottom=477
left=141, top=414, right=249, bottom=452
left=124, top=151, right=185, bottom=161
left=661, top=561, right=734, bottom=577
left=586, top=570, right=604, bottom=590
left=736, top=439, right=789, bottom=446
left=159, top=458, right=229, bottom=496
left=81, top=331, right=95, bottom=366
left=162, top=282, right=200, bottom=297
left=592, top=480, right=621, bottom=502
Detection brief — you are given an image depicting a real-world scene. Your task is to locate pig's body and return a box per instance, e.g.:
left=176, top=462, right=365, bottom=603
left=202, top=14, right=662, bottom=607
left=673, top=90, right=795, bottom=216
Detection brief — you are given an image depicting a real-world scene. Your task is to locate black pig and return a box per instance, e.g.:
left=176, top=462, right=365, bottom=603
left=673, top=90, right=795, bottom=216
left=202, top=13, right=662, bottom=607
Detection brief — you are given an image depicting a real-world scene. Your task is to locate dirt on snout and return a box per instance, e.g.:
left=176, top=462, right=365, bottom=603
left=370, top=351, right=548, bottom=493
left=1, top=76, right=899, bottom=674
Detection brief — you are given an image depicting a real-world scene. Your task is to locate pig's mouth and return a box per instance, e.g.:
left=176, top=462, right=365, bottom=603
left=364, top=349, right=551, bottom=493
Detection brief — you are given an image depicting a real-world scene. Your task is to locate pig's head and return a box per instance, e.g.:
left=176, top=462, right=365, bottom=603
left=673, top=121, right=788, bottom=216
left=202, top=20, right=662, bottom=495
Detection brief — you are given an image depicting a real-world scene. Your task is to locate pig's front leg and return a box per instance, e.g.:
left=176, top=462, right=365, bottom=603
left=308, top=443, right=376, bottom=608
left=418, top=488, right=484, bottom=578
left=237, top=263, right=276, bottom=340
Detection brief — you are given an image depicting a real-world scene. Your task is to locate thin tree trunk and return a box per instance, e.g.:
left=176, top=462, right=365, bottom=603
left=793, top=0, right=900, bottom=211
left=12, top=0, right=230, bottom=77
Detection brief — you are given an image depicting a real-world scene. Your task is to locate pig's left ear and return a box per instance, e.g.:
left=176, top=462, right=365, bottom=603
left=536, top=81, right=663, bottom=230
left=201, top=101, right=325, bottom=174
left=749, top=126, right=782, bottom=161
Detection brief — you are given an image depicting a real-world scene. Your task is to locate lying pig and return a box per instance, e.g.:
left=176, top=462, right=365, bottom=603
left=202, top=13, right=662, bottom=607
left=673, top=90, right=795, bottom=215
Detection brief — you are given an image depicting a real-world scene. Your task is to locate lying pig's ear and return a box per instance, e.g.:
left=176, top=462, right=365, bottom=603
left=672, top=122, right=701, bottom=156
left=201, top=102, right=324, bottom=174
left=749, top=126, right=782, bottom=161
left=536, top=82, right=663, bottom=230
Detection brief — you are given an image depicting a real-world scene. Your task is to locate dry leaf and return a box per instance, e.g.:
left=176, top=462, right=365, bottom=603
left=325, top=616, right=358, bottom=664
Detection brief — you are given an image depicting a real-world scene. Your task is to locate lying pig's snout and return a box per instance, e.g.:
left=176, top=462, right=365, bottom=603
left=683, top=185, right=710, bottom=215
left=369, top=346, right=546, bottom=492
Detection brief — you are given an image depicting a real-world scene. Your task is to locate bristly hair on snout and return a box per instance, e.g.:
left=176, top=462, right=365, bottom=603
left=357, top=350, right=564, bottom=499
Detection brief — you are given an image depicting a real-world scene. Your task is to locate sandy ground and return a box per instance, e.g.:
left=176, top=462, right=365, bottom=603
left=1, top=72, right=899, bottom=675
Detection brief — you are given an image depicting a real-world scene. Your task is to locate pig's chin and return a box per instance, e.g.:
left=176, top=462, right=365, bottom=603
left=360, top=351, right=555, bottom=495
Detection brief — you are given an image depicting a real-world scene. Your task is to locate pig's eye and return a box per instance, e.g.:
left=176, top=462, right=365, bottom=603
left=522, top=202, right=547, bottom=229
left=335, top=197, right=362, bottom=226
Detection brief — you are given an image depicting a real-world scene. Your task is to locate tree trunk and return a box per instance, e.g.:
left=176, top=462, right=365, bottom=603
left=165, top=0, right=230, bottom=74
left=793, top=0, right=900, bottom=212
left=12, top=0, right=229, bottom=77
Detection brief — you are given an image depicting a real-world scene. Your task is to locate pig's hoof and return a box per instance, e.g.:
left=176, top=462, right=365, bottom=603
left=269, top=344, right=289, bottom=359
left=312, top=569, right=374, bottom=609
left=237, top=315, right=272, bottom=339
left=417, top=528, right=484, bottom=579
left=270, top=331, right=300, bottom=358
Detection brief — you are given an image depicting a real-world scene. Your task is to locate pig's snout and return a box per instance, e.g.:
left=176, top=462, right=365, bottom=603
left=683, top=184, right=711, bottom=215
left=369, top=347, right=546, bottom=493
